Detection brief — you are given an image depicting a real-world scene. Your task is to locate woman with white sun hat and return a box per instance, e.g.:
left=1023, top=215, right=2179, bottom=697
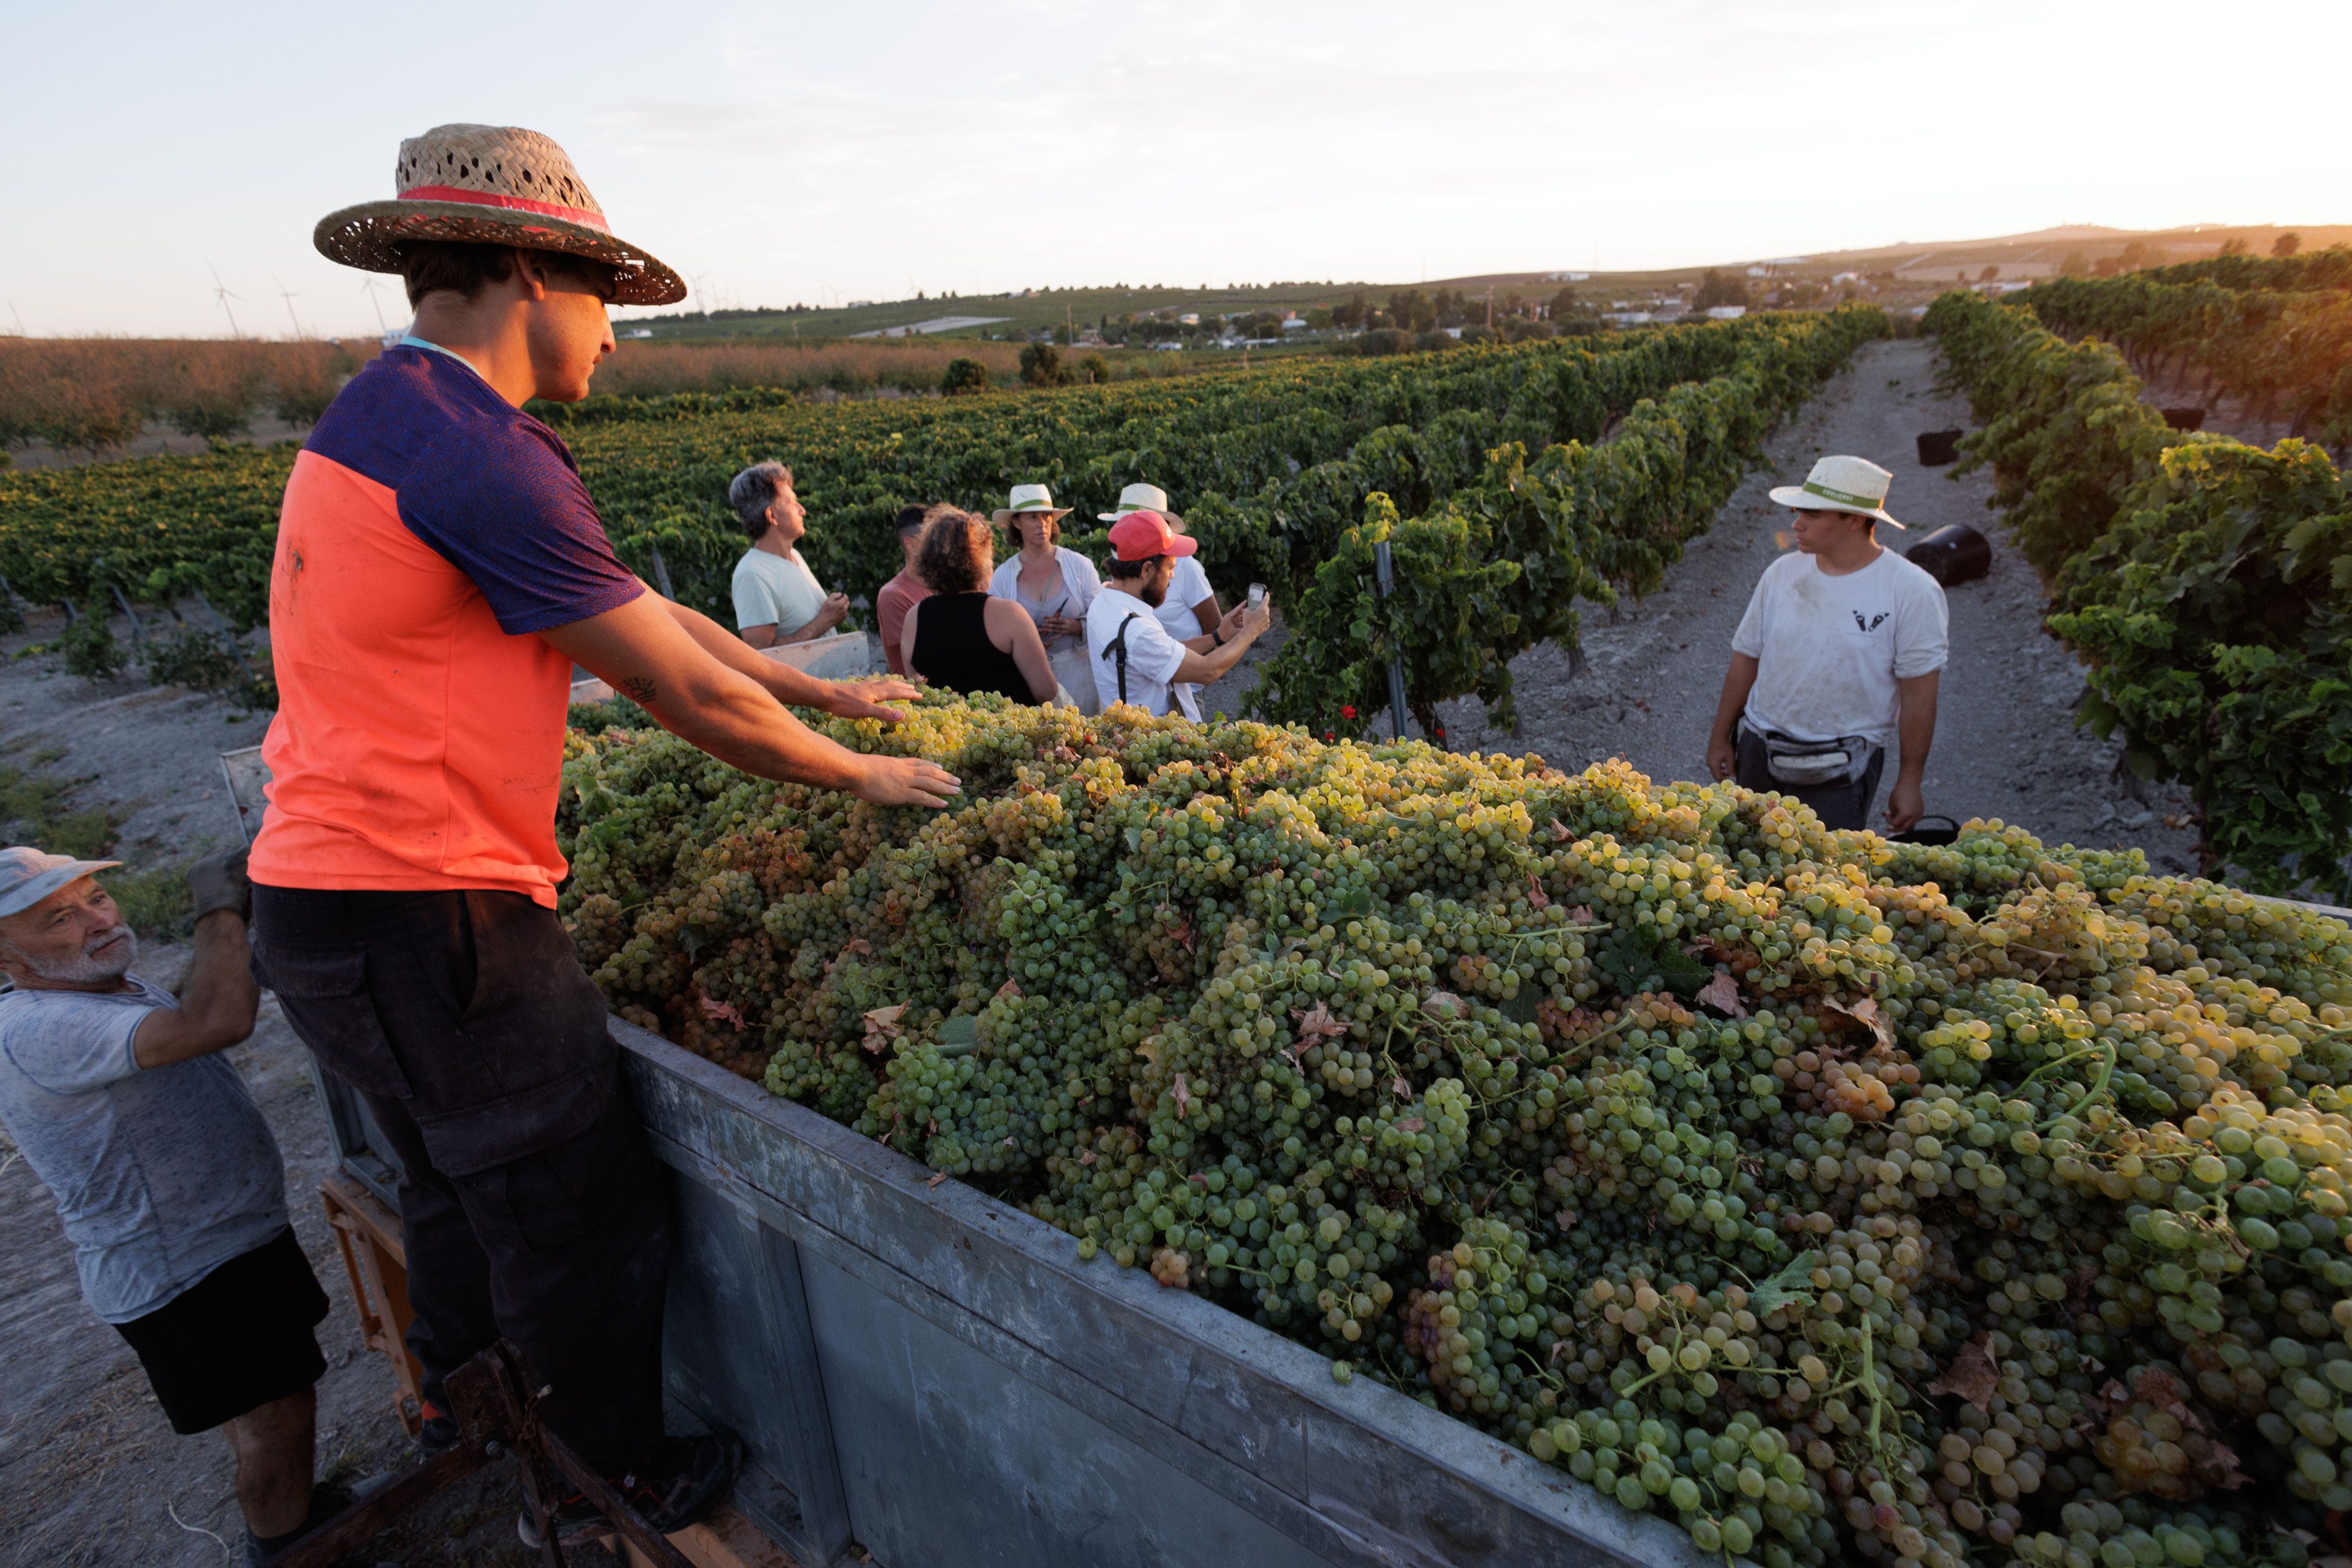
left=1704, top=454, right=1948, bottom=833
left=990, top=484, right=1103, bottom=711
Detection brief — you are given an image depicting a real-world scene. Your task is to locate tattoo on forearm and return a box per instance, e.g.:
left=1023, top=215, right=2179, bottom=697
left=619, top=676, right=657, bottom=706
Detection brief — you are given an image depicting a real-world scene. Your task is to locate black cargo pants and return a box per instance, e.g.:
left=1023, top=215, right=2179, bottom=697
left=251, top=885, right=670, bottom=1472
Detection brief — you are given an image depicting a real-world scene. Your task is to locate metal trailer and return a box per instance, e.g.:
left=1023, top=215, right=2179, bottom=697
left=310, top=1022, right=1713, bottom=1568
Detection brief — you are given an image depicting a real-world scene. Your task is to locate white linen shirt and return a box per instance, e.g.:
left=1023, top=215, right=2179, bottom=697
left=1085, top=586, right=1194, bottom=719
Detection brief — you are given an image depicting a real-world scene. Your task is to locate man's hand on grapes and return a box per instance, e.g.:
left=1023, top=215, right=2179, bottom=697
left=822, top=677, right=921, bottom=724
left=853, top=755, right=961, bottom=808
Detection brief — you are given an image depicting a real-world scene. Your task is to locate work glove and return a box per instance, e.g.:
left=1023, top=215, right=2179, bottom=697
left=188, top=844, right=252, bottom=922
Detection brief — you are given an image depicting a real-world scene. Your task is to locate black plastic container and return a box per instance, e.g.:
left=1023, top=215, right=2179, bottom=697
left=1905, top=522, right=1993, bottom=587
left=1891, top=815, right=1961, bottom=846
left=1916, top=429, right=1963, bottom=466
left=2161, top=406, right=2207, bottom=432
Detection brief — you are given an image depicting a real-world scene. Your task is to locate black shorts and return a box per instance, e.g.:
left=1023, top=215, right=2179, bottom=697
left=113, top=1226, right=329, bottom=1434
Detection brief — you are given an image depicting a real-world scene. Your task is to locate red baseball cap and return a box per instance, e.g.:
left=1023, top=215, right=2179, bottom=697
left=1107, top=510, right=1197, bottom=563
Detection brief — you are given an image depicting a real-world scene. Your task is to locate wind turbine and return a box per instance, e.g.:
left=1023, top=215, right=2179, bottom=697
left=274, top=276, right=306, bottom=340
left=691, top=272, right=712, bottom=316
left=358, top=275, right=393, bottom=337
left=5, top=302, right=25, bottom=337
left=208, top=263, right=245, bottom=339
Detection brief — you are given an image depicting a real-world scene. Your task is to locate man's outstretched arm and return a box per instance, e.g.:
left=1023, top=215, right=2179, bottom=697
left=544, top=594, right=960, bottom=807
left=656, top=594, right=918, bottom=722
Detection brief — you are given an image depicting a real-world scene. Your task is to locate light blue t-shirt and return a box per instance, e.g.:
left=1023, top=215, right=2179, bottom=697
left=0, top=977, right=288, bottom=1323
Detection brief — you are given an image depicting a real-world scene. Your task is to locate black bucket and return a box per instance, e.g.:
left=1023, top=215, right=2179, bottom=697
left=1916, top=429, right=1963, bottom=466
left=2161, top=406, right=2207, bottom=432
left=1891, top=815, right=1961, bottom=846
left=1906, top=522, right=1993, bottom=587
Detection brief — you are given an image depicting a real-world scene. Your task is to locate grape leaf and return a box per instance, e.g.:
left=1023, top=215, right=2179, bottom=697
left=1292, top=1001, right=1349, bottom=1046
left=937, top=1014, right=981, bottom=1057
left=1927, top=1333, right=1999, bottom=1412
left=861, top=1002, right=908, bottom=1053
left=1695, top=971, right=1747, bottom=1019
left=1745, top=1250, right=1820, bottom=1318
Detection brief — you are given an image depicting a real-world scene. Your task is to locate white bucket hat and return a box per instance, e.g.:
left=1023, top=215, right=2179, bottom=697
left=1768, top=455, right=1905, bottom=530
left=991, top=484, right=1073, bottom=526
left=1098, top=482, right=1182, bottom=526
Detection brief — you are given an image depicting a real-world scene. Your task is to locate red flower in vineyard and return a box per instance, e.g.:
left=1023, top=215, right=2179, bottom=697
left=1341, top=704, right=1357, bottom=719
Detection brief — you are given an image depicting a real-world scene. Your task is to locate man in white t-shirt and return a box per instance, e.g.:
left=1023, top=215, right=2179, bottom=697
left=728, top=461, right=850, bottom=648
left=1100, top=483, right=1220, bottom=712
left=1705, top=455, right=1948, bottom=832
left=1085, top=511, right=1269, bottom=719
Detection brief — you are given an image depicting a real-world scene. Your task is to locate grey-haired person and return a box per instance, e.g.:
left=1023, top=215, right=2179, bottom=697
left=0, top=844, right=339, bottom=1566
left=729, top=462, right=849, bottom=648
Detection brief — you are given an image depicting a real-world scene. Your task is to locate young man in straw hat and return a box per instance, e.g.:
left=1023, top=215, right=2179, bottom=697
left=257, top=122, right=960, bottom=1549
left=1705, top=455, right=1947, bottom=833
left=1100, top=483, right=1221, bottom=716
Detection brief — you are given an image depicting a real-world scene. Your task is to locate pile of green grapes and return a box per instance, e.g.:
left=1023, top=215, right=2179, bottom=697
left=559, top=694, right=2352, bottom=1568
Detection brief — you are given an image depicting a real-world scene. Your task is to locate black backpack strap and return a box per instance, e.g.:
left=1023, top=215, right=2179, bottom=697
left=1101, top=613, right=1142, bottom=704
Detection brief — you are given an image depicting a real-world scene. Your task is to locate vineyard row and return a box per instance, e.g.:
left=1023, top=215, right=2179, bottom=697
left=1924, top=290, right=2352, bottom=898
left=0, top=310, right=1879, bottom=650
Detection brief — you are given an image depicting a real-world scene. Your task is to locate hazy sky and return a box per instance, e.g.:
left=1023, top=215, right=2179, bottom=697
left=8, top=0, right=2343, bottom=337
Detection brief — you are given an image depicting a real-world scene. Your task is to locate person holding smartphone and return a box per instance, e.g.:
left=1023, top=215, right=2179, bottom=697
left=1099, top=484, right=1221, bottom=714
left=1085, top=511, right=1269, bottom=720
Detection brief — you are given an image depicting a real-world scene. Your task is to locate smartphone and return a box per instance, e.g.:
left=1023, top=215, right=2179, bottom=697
left=1247, top=583, right=1267, bottom=610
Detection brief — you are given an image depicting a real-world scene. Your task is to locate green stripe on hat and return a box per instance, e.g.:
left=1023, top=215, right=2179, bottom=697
left=1802, top=480, right=1882, bottom=508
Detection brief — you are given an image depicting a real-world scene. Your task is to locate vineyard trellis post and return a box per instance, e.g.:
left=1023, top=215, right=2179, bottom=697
left=1372, top=539, right=1410, bottom=743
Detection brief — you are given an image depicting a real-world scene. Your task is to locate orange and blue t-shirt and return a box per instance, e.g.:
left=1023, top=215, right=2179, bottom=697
left=249, top=342, right=644, bottom=907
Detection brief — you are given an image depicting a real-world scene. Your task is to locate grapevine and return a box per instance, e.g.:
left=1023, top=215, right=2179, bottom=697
left=1927, top=289, right=2352, bottom=897
left=561, top=694, right=2352, bottom=1568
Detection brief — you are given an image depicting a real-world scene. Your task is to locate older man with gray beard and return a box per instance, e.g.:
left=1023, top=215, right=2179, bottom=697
left=0, top=844, right=339, bottom=1566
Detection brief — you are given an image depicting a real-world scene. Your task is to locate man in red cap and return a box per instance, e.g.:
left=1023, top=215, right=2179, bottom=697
left=1084, top=510, right=1270, bottom=716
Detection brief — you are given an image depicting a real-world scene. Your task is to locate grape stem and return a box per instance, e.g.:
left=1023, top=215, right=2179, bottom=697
left=2036, top=1041, right=2119, bottom=1131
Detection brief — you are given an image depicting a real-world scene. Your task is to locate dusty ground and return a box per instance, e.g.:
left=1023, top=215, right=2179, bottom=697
left=1211, top=338, right=2201, bottom=873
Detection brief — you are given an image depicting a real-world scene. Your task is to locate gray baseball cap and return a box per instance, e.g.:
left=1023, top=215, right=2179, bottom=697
left=0, top=847, right=122, bottom=919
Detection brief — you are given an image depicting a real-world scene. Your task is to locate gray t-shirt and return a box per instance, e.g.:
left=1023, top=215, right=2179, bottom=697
left=0, top=977, right=288, bottom=1323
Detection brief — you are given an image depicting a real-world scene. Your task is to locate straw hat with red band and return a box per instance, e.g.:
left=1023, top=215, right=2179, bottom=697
left=313, top=123, right=687, bottom=307
left=1107, top=511, right=1197, bottom=563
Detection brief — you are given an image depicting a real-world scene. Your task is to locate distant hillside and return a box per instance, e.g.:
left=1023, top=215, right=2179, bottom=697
left=615, top=223, right=2351, bottom=344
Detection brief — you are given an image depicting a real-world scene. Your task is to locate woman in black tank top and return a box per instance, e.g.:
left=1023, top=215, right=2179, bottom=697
left=902, top=508, right=1058, bottom=705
